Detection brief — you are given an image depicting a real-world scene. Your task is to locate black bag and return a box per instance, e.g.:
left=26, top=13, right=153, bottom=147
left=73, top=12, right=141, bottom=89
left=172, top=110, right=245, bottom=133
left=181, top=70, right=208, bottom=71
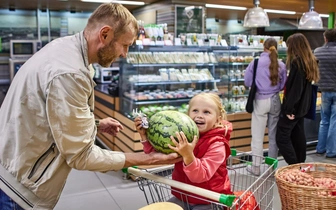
left=305, top=84, right=318, bottom=120
left=245, top=59, right=259, bottom=113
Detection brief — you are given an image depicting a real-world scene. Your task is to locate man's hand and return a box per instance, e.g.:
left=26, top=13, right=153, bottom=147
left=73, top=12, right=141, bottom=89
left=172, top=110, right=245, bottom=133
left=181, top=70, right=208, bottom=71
left=97, top=117, right=123, bottom=136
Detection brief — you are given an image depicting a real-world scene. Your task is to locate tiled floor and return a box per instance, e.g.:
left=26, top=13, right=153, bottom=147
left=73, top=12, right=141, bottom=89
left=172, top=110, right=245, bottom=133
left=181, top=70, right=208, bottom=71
left=54, top=152, right=335, bottom=210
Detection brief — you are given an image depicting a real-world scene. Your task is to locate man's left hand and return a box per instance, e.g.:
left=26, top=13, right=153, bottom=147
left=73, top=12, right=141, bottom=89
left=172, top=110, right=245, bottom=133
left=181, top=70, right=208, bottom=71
left=97, top=117, right=123, bottom=136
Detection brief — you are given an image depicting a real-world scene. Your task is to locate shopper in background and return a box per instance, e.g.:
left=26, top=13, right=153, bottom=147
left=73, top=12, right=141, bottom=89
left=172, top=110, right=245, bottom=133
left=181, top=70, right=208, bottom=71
left=276, top=33, right=320, bottom=165
left=135, top=93, right=233, bottom=209
left=314, top=29, right=336, bottom=158
left=244, top=38, right=287, bottom=175
left=0, top=3, right=180, bottom=210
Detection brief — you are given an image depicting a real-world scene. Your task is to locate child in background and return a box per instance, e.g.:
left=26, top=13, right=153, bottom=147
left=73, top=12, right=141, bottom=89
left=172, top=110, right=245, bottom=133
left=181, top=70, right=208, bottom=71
left=134, top=93, right=233, bottom=209
left=244, top=38, right=287, bottom=176
left=276, top=33, right=320, bottom=165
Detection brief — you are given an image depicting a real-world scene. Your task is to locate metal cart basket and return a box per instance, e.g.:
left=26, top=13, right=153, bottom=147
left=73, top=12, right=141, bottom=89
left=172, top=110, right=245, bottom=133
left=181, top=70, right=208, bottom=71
left=127, top=149, right=278, bottom=210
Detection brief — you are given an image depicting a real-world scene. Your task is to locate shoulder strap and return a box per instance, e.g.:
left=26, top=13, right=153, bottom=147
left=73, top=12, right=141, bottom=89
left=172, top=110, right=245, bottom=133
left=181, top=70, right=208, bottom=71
left=252, top=58, right=259, bottom=82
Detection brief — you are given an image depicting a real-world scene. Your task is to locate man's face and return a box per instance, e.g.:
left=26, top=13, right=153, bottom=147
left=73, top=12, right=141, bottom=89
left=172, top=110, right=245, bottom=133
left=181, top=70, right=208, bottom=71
left=97, top=28, right=135, bottom=67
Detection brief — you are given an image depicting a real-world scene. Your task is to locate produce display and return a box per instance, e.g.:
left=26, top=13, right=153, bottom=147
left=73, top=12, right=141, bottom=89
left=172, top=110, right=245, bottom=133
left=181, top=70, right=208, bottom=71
left=277, top=168, right=336, bottom=197
left=146, top=110, right=199, bottom=154
left=127, top=52, right=217, bottom=64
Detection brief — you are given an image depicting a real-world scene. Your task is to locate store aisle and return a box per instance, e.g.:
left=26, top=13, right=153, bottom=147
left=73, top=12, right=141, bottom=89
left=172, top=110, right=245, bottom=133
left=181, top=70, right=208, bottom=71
left=54, top=153, right=332, bottom=210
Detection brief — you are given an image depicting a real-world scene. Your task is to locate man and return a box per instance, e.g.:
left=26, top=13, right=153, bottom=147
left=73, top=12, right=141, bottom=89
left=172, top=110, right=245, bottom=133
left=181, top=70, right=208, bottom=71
left=314, top=29, right=336, bottom=158
left=0, top=3, right=180, bottom=209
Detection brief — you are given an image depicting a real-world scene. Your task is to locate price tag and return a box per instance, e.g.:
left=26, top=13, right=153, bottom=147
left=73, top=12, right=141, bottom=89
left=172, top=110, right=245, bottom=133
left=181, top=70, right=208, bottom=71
left=142, top=38, right=151, bottom=46
left=253, top=40, right=259, bottom=47
left=220, top=40, right=228, bottom=46
left=174, top=38, right=181, bottom=46
left=150, top=41, right=156, bottom=46
left=186, top=38, right=192, bottom=46
left=209, top=39, right=215, bottom=46
left=164, top=40, right=173, bottom=46
left=135, top=40, right=142, bottom=45
left=197, top=39, right=204, bottom=46
left=156, top=40, right=164, bottom=46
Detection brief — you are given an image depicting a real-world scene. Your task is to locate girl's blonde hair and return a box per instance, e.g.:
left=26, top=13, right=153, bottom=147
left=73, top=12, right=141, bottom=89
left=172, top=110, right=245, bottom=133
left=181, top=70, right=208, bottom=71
left=286, top=33, right=320, bottom=82
left=85, top=3, right=138, bottom=40
left=188, top=93, right=227, bottom=127
left=264, top=38, right=280, bottom=86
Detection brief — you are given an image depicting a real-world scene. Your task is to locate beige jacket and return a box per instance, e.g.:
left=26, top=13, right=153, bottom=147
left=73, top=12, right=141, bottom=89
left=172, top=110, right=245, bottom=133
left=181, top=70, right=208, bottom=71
left=0, top=32, right=125, bottom=209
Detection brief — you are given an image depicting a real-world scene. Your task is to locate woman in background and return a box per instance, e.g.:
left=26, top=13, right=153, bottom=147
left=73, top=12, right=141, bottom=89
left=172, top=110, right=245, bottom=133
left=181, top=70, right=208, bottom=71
left=276, top=33, right=319, bottom=165
left=244, top=38, right=287, bottom=175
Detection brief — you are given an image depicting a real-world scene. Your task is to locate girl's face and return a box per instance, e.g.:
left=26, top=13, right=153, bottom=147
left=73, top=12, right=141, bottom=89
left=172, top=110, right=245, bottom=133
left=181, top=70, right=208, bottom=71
left=188, top=96, right=220, bottom=133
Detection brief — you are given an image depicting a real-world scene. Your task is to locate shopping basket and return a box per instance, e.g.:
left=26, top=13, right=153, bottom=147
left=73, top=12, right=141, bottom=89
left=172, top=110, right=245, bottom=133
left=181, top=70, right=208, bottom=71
left=275, top=162, right=336, bottom=210
left=127, top=149, right=278, bottom=210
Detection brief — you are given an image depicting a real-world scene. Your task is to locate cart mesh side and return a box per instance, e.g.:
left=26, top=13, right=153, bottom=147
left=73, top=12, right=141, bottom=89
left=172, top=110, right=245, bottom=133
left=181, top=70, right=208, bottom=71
left=130, top=150, right=278, bottom=210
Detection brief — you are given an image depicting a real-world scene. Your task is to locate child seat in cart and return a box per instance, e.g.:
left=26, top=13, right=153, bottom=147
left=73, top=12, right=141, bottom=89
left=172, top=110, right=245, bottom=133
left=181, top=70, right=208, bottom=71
left=127, top=149, right=278, bottom=210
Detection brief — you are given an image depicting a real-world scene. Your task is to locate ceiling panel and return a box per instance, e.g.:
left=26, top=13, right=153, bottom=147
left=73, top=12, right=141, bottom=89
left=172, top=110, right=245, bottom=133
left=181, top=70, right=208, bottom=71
left=0, top=0, right=334, bottom=21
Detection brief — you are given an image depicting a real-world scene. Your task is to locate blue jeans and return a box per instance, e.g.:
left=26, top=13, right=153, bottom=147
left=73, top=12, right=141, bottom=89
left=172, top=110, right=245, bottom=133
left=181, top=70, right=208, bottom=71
left=316, top=92, right=336, bottom=157
left=0, top=189, right=24, bottom=210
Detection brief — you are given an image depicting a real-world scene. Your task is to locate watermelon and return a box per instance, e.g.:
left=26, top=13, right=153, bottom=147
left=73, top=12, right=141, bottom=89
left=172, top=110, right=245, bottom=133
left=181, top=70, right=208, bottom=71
left=146, top=110, right=199, bottom=154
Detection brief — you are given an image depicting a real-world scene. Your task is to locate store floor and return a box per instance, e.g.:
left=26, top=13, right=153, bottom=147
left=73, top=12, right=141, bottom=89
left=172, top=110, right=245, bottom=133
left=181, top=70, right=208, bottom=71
left=54, top=151, right=334, bottom=210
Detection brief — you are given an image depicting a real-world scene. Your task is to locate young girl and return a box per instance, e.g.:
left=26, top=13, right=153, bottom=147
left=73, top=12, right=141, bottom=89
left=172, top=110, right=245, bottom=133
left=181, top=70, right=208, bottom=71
left=134, top=93, right=233, bottom=209
left=244, top=38, right=287, bottom=175
left=276, top=33, right=320, bottom=165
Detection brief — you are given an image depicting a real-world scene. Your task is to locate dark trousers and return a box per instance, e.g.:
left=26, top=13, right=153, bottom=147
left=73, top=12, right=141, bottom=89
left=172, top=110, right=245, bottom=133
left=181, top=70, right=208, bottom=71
left=276, top=114, right=306, bottom=165
left=0, top=189, right=24, bottom=210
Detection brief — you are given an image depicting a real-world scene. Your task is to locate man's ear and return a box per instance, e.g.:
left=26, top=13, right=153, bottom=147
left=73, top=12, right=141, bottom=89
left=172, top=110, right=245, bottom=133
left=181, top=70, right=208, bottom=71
left=99, top=25, right=114, bottom=43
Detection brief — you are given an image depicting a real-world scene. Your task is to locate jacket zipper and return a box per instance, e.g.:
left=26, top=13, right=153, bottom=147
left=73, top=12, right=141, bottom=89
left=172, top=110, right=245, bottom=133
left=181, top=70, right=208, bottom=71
left=28, top=143, right=55, bottom=182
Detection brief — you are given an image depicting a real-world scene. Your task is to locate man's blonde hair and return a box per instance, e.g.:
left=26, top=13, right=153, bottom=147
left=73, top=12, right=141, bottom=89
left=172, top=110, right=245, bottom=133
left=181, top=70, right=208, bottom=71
left=85, top=3, right=138, bottom=39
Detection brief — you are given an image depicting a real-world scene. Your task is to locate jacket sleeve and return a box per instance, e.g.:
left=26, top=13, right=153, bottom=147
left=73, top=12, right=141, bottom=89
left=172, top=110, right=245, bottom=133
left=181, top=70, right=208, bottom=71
left=244, top=60, right=255, bottom=87
left=282, top=61, right=305, bottom=115
left=46, top=73, right=125, bottom=172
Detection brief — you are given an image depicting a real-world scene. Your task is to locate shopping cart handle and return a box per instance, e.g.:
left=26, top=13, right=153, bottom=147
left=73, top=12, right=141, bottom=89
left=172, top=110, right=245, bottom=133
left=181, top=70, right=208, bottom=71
left=128, top=167, right=236, bottom=207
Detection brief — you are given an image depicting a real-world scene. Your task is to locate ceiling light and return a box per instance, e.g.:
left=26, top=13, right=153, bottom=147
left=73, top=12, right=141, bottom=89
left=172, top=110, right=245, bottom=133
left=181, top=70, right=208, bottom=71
left=298, top=0, right=323, bottom=29
left=81, top=0, right=145, bottom=5
left=264, top=9, right=296, bottom=15
left=319, top=14, right=329, bottom=18
left=243, top=0, right=269, bottom=27
left=205, top=4, right=247, bottom=11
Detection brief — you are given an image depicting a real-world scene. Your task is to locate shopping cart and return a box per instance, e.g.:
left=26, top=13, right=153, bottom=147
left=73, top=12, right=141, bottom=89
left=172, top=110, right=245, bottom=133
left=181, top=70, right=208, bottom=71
left=127, top=149, right=278, bottom=210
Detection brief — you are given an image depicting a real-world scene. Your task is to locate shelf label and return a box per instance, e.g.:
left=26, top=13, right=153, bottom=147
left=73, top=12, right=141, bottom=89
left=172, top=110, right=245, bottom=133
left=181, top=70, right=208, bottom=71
left=135, top=40, right=143, bottom=45
left=186, top=38, right=193, bottom=46
left=220, top=40, right=228, bottom=46
left=156, top=40, right=164, bottom=46
left=164, top=40, right=173, bottom=46
left=197, top=39, right=204, bottom=46
left=142, top=38, right=151, bottom=46
left=174, top=38, right=181, bottom=46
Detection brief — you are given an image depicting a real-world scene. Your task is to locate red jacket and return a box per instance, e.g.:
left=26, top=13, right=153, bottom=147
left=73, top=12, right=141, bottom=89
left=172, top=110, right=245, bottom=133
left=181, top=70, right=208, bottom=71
left=172, top=121, right=233, bottom=204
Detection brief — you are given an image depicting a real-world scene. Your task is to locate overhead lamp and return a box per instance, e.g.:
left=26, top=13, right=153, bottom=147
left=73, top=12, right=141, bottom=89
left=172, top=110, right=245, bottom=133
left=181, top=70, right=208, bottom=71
left=243, top=0, right=269, bottom=27
left=81, top=0, right=145, bottom=5
left=319, top=14, right=329, bottom=18
left=205, top=4, right=247, bottom=11
left=298, top=0, right=323, bottom=29
left=264, top=9, right=296, bottom=15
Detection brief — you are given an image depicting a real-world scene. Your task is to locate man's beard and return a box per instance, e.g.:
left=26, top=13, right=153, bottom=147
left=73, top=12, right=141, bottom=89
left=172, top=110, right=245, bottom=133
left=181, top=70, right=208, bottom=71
left=97, top=41, right=117, bottom=67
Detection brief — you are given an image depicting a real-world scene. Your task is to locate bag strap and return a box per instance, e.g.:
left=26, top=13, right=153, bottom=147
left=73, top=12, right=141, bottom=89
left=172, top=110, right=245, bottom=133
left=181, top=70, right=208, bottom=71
left=252, top=58, right=259, bottom=83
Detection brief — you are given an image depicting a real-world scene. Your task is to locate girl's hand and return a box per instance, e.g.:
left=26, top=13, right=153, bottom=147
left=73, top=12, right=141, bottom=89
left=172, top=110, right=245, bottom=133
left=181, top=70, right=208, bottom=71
left=168, top=131, right=198, bottom=165
left=286, top=114, right=295, bottom=120
left=134, top=116, right=147, bottom=140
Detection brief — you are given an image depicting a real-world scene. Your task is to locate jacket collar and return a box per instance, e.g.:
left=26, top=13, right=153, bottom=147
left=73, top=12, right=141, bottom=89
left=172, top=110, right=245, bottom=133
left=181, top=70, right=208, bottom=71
left=76, top=31, right=90, bottom=68
left=325, top=42, right=336, bottom=47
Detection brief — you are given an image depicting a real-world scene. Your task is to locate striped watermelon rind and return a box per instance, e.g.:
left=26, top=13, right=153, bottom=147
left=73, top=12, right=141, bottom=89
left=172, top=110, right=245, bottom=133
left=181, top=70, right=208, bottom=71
left=146, top=110, right=199, bottom=154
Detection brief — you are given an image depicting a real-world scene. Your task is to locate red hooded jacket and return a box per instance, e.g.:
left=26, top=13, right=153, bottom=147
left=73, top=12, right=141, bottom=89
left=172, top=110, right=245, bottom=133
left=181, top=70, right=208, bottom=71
left=171, top=121, right=233, bottom=204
